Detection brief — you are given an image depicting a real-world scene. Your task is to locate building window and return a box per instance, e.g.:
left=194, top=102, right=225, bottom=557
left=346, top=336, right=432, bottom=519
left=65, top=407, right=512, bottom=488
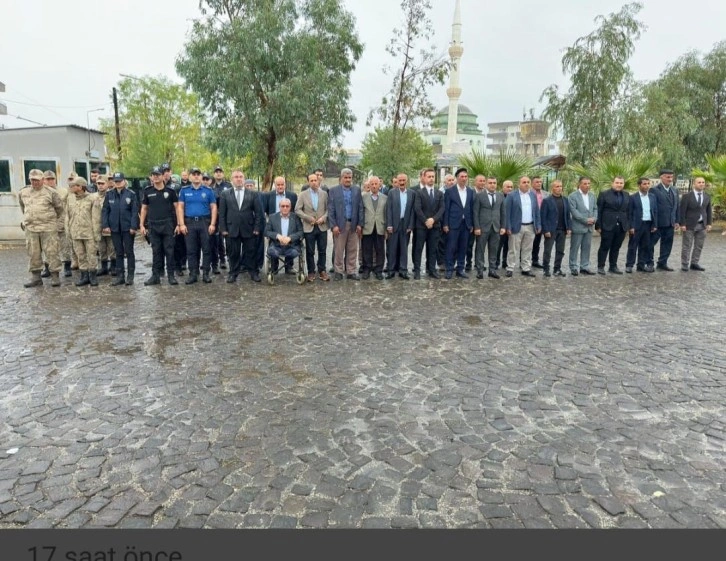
left=23, top=160, right=56, bottom=182
left=74, top=161, right=89, bottom=180
left=0, top=160, right=11, bottom=193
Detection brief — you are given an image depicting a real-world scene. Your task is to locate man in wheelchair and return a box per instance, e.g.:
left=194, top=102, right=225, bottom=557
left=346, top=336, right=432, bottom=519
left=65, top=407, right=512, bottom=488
left=265, top=198, right=306, bottom=283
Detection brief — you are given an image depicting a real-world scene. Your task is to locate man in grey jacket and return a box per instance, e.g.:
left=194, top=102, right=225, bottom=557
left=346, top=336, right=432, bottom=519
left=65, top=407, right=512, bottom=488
left=567, top=177, right=598, bottom=276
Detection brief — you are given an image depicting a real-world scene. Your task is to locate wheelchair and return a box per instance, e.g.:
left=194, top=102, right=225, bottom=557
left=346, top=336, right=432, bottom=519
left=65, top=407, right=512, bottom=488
left=265, top=239, right=307, bottom=285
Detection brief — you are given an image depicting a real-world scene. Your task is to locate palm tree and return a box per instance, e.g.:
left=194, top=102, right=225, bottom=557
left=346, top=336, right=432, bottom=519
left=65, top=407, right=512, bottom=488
left=457, top=150, right=534, bottom=185
left=566, top=151, right=661, bottom=194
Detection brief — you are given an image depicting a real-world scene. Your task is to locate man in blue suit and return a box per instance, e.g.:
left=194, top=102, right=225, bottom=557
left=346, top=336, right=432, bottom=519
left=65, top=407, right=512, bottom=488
left=260, top=176, right=298, bottom=273
left=625, top=177, right=658, bottom=273
left=649, top=169, right=679, bottom=271
left=328, top=168, right=364, bottom=280
left=540, top=180, right=571, bottom=277
left=504, top=176, right=542, bottom=277
left=385, top=174, right=416, bottom=279
left=442, top=168, right=474, bottom=279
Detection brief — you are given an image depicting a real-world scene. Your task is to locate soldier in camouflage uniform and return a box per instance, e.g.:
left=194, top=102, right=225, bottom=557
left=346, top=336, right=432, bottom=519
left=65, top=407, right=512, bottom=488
left=65, top=172, right=80, bottom=272
left=42, top=170, right=74, bottom=278
left=66, top=177, right=102, bottom=287
left=18, top=169, right=64, bottom=287
left=95, top=174, right=116, bottom=276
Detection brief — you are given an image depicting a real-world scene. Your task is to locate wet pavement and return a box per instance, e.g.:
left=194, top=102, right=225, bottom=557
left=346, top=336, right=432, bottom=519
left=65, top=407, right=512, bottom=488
left=1, top=234, right=725, bottom=528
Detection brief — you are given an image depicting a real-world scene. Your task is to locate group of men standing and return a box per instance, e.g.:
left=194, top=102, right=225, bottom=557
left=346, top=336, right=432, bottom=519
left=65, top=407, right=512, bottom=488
left=18, top=164, right=717, bottom=288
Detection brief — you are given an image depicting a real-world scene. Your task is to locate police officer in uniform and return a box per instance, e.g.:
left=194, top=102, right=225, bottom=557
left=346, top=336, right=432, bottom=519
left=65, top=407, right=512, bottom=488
left=140, top=166, right=180, bottom=286
left=177, top=169, right=218, bottom=284
left=102, top=172, right=140, bottom=286
left=211, top=166, right=231, bottom=273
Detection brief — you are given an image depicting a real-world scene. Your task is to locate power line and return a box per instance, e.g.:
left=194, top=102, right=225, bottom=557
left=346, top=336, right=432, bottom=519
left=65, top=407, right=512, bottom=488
left=0, top=98, right=111, bottom=110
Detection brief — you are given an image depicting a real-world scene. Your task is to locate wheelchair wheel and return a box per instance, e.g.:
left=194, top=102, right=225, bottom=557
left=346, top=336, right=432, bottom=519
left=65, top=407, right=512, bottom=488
left=296, top=271, right=306, bottom=285
left=267, top=272, right=275, bottom=285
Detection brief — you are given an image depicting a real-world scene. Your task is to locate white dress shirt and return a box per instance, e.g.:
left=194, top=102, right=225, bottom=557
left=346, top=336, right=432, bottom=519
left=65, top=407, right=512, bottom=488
left=519, top=190, right=533, bottom=223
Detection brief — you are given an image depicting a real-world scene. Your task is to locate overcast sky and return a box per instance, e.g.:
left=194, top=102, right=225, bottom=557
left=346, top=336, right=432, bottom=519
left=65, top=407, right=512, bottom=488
left=2, top=0, right=725, bottom=150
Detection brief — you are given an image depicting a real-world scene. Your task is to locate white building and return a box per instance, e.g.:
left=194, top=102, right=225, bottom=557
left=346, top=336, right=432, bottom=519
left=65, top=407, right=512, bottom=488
left=0, top=125, right=108, bottom=240
left=487, top=119, right=557, bottom=157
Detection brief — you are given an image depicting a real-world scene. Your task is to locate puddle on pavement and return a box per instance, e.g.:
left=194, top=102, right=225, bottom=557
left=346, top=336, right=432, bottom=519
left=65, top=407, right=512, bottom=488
left=463, top=315, right=482, bottom=326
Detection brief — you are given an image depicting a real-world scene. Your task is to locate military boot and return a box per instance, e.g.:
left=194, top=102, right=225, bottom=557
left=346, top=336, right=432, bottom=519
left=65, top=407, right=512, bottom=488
left=41, top=263, right=51, bottom=278
left=202, top=270, right=212, bottom=283
left=75, top=271, right=90, bottom=287
left=111, top=272, right=126, bottom=286
left=63, top=261, right=72, bottom=277
left=144, top=273, right=161, bottom=286
left=88, top=271, right=99, bottom=287
left=125, top=270, right=135, bottom=286
left=50, top=271, right=61, bottom=287
left=97, top=260, right=109, bottom=276
left=24, top=271, right=43, bottom=288
left=167, top=271, right=179, bottom=285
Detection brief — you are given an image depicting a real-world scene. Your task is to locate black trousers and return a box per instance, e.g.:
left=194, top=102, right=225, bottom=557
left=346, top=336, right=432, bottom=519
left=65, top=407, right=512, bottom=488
left=386, top=224, right=410, bottom=272
left=597, top=227, right=626, bottom=268
left=626, top=221, right=654, bottom=268
left=174, top=233, right=186, bottom=271
left=225, top=234, right=257, bottom=276
left=362, top=227, right=385, bottom=273
left=466, top=233, right=475, bottom=268
left=532, top=232, right=544, bottom=264
left=651, top=225, right=675, bottom=266
left=437, top=230, right=447, bottom=268
left=149, top=219, right=175, bottom=275
left=542, top=229, right=566, bottom=271
left=497, top=234, right=509, bottom=267
left=111, top=231, right=136, bottom=274
left=185, top=218, right=211, bottom=274
left=413, top=227, right=440, bottom=274
left=304, top=226, right=327, bottom=273
left=210, top=231, right=224, bottom=268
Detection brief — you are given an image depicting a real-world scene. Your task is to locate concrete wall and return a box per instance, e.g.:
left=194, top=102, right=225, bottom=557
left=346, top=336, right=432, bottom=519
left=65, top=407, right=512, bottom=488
left=0, top=127, right=106, bottom=240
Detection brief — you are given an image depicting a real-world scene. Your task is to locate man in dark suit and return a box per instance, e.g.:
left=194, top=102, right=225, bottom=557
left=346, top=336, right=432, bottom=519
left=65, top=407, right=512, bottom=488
left=504, top=176, right=541, bottom=277
left=265, top=198, right=304, bottom=268
left=412, top=168, right=444, bottom=279
left=625, top=177, right=658, bottom=273
left=496, top=180, right=513, bottom=269
left=540, top=180, right=571, bottom=277
left=328, top=168, right=364, bottom=280
left=679, top=176, right=713, bottom=271
left=473, top=176, right=505, bottom=279
left=650, top=169, right=679, bottom=271
left=437, top=173, right=456, bottom=270
left=218, top=169, right=265, bottom=283
left=260, top=176, right=298, bottom=273
left=442, top=168, right=474, bottom=279
left=596, top=176, right=630, bottom=274
left=385, top=173, right=416, bottom=279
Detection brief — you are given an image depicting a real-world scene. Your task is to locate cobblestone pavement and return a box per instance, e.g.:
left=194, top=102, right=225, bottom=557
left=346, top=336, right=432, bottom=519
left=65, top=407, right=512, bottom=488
left=1, top=234, right=725, bottom=529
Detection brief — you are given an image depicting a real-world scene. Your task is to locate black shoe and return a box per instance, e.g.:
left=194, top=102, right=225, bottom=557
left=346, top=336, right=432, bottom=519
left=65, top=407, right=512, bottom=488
left=521, top=270, right=536, bottom=277
left=112, top=275, right=126, bottom=286
left=399, top=272, right=410, bottom=280
left=41, top=264, right=51, bottom=278
left=626, top=266, right=633, bottom=273
left=681, top=265, right=689, bottom=272
left=212, top=266, right=221, bottom=275
left=644, top=265, right=655, bottom=273
left=532, top=262, right=543, bottom=269
left=597, top=267, right=606, bottom=275
left=144, top=274, right=161, bottom=286
left=334, top=272, right=343, bottom=280
left=413, top=271, right=420, bottom=280
left=285, top=268, right=295, bottom=275
left=75, top=271, right=90, bottom=287
left=250, top=271, right=261, bottom=282
left=465, top=265, right=472, bottom=271
left=385, top=272, right=396, bottom=279
left=227, top=274, right=237, bottom=283
left=543, top=270, right=551, bottom=277
left=581, top=269, right=595, bottom=275
left=64, top=261, right=73, bottom=277
left=347, top=274, right=361, bottom=281
left=375, top=272, right=384, bottom=280
left=690, top=264, right=705, bottom=271
left=202, top=272, right=212, bottom=283
left=445, top=271, right=453, bottom=279
left=476, top=271, right=484, bottom=279
left=609, top=267, right=624, bottom=275
left=125, top=272, right=134, bottom=285
left=656, top=264, right=674, bottom=271
left=168, top=274, right=179, bottom=285
left=570, top=270, right=579, bottom=276
left=89, top=271, right=99, bottom=287
left=456, top=271, right=469, bottom=279
left=635, top=265, right=644, bottom=272
left=488, top=271, right=500, bottom=279
left=185, top=274, right=198, bottom=285
left=361, top=271, right=370, bottom=280
left=220, top=261, right=227, bottom=270
left=176, top=269, right=184, bottom=277
left=554, top=270, right=566, bottom=277
left=427, top=271, right=440, bottom=279
left=505, top=270, right=513, bottom=277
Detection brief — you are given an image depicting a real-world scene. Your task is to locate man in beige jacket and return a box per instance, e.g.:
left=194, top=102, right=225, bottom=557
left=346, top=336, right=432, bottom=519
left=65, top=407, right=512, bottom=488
left=295, top=173, right=330, bottom=282
left=66, top=177, right=102, bottom=287
left=361, top=176, right=387, bottom=280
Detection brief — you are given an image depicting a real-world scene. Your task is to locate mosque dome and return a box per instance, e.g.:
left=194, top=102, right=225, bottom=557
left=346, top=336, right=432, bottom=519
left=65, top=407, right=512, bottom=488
left=430, top=105, right=483, bottom=135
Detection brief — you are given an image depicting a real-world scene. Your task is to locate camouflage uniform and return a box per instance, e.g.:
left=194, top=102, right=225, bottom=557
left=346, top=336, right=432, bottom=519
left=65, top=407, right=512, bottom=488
left=66, top=191, right=102, bottom=272
left=96, top=176, right=116, bottom=271
left=18, top=174, right=64, bottom=284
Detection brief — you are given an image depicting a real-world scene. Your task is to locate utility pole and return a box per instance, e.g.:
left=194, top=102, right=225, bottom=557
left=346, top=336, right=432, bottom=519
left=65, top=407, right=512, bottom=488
left=113, top=86, right=122, bottom=162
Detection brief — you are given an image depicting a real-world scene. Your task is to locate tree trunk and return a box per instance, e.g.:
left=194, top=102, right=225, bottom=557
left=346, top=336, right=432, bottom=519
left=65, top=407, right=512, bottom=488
left=262, top=130, right=277, bottom=192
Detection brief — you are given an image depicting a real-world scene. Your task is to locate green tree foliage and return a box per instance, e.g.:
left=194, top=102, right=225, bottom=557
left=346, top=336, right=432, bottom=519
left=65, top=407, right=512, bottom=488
left=100, top=76, right=212, bottom=177
left=457, top=150, right=534, bottom=185
left=693, top=154, right=726, bottom=217
left=367, top=0, right=450, bottom=133
left=567, top=151, right=660, bottom=194
left=176, top=0, right=362, bottom=190
left=541, top=2, right=646, bottom=165
left=360, top=127, right=434, bottom=181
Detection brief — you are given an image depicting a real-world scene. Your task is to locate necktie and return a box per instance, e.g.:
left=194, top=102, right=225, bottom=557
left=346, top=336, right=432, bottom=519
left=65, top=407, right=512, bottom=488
left=429, top=188, right=434, bottom=201
left=490, top=193, right=494, bottom=206
left=697, top=192, right=702, bottom=206
left=236, top=189, right=242, bottom=209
